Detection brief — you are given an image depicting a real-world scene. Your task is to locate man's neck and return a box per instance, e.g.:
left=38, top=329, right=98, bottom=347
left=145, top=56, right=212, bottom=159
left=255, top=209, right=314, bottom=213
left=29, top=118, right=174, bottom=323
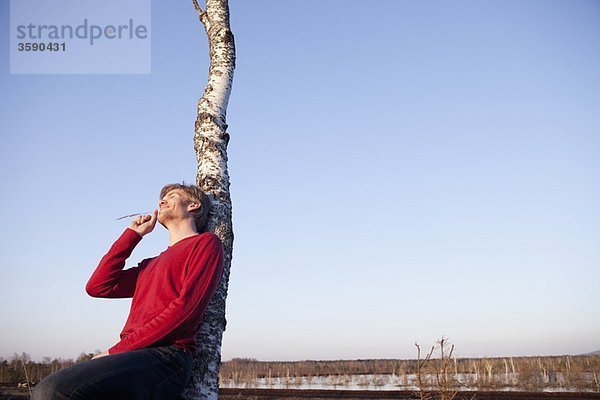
left=166, top=220, right=198, bottom=246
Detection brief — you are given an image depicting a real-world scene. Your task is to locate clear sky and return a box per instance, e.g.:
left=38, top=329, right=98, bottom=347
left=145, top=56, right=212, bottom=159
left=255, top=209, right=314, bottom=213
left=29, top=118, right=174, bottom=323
left=1, top=0, right=599, bottom=362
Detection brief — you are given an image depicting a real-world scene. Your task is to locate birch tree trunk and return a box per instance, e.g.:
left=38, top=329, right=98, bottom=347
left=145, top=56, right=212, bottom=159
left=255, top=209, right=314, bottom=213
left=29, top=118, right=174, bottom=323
left=180, top=0, right=235, bottom=399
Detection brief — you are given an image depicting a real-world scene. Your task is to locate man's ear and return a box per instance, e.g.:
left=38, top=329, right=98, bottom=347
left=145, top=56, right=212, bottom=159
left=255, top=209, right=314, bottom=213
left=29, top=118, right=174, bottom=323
left=188, top=202, right=200, bottom=212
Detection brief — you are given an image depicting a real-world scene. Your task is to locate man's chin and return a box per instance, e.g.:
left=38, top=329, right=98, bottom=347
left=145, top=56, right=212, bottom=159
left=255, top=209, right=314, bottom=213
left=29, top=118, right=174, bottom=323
left=157, top=215, right=170, bottom=228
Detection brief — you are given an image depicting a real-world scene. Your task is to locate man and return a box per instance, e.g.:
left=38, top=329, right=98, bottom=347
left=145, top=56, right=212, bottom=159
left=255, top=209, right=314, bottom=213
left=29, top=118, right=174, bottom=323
left=33, top=183, right=224, bottom=400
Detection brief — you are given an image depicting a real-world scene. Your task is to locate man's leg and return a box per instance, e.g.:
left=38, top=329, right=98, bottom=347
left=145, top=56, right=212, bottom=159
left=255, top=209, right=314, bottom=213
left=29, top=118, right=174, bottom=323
left=32, top=346, right=192, bottom=400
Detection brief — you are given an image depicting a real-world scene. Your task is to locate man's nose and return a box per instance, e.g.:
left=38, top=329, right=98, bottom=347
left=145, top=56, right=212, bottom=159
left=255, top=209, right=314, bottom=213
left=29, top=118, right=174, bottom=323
left=159, top=199, right=167, bottom=206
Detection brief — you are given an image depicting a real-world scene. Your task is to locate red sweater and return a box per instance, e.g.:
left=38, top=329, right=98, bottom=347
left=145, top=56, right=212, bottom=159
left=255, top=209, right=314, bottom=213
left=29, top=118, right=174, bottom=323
left=86, top=228, right=224, bottom=355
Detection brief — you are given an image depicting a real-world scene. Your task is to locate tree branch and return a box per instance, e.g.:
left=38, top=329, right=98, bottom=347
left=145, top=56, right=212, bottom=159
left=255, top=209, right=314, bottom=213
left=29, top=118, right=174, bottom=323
left=192, top=0, right=204, bottom=15
left=192, top=0, right=210, bottom=30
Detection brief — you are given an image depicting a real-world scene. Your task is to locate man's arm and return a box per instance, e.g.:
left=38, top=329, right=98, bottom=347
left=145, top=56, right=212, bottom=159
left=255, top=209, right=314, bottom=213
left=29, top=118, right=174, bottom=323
left=107, top=233, right=224, bottom=354
left=86, top=211, right=158, bottom=298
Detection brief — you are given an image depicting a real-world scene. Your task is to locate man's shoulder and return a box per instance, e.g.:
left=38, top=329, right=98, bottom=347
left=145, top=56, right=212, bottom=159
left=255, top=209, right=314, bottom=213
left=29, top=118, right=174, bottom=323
left=185, top=233, right=224, bottom=266
left=190, top=232, right=223, bottom=249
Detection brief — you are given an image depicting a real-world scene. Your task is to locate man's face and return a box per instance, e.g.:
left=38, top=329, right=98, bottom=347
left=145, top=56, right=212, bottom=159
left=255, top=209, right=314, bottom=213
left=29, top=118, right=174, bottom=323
left=157, top=189, right=197, bottom=226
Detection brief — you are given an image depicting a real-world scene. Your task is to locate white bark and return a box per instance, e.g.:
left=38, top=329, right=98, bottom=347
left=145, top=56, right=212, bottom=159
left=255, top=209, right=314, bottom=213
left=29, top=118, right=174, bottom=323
left=180, top=1, right=235, bottom=399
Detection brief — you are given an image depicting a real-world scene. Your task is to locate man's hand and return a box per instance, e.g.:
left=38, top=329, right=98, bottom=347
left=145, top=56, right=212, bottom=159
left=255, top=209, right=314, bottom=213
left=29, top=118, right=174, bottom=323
left=129, top=210, right=158, bottom=237
left=92, top=350, right=109, bottom=360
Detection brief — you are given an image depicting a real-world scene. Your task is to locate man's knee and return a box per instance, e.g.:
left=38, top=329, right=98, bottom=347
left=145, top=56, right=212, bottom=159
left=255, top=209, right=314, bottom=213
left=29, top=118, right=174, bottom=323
left=32, top=376, right=61, bottom=400
left=32, top=370, right=74, bottom=400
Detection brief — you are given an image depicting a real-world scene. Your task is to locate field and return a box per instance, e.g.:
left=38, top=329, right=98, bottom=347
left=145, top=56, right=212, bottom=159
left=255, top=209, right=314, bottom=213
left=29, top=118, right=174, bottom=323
left=220, top=388, right=600, bottom=399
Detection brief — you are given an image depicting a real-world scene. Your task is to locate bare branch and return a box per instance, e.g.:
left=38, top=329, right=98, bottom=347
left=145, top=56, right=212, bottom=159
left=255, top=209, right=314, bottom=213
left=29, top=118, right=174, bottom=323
left=192, top=0, right=204, bottom=15
left=192, top=0, right=210, bottom=30
left=193, top=0, right=211, bottom=28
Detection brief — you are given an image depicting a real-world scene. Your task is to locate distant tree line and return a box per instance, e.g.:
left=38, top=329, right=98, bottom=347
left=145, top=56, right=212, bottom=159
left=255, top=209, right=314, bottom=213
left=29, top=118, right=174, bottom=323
left=220, top=355, right=600, bottom=378
left=0, top=352, right=95, bottom=385
left=219, top=355, right=600, bottom=392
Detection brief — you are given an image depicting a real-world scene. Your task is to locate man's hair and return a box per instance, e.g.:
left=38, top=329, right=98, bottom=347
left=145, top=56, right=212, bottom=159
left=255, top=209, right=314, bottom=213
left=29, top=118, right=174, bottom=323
left=160, top=183, right=212, bottom=232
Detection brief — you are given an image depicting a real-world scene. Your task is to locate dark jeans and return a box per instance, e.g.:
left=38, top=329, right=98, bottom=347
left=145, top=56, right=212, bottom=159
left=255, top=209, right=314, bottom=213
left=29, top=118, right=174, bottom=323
left=32, top=345, right=192, bottom=400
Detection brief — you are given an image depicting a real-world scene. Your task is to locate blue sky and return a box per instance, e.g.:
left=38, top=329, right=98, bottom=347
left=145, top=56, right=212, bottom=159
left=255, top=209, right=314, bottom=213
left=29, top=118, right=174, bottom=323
left=1, top=0, right=599, bottom=362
